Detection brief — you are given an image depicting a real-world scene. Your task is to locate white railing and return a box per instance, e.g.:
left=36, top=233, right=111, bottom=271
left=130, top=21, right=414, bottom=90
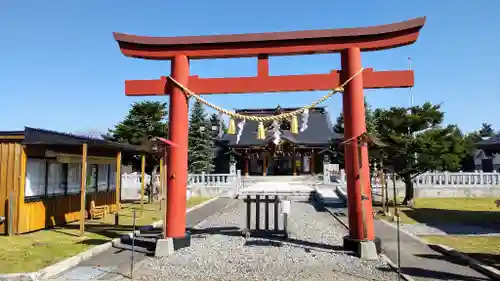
left=121, top=170, right=243, bottom=201
left=412, top=171, right=500, bottom=187
left=332, top=170, right=500, bottom=187
left=121, top=173, right=151, bottom=200
left=329, top=170, right=500, bottom=199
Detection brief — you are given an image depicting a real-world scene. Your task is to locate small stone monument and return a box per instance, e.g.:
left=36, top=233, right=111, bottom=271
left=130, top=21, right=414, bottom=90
left=230, top=162, right=236, bottom=175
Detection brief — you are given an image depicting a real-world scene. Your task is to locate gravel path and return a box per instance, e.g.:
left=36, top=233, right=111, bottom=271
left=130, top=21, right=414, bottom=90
left=131, top=201, right=400, bottom=281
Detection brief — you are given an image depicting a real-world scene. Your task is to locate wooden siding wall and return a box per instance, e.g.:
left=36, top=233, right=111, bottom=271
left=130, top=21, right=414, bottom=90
left=16, top=144, right=120, bottom=234
left=19, top=191, right=117, bottom=233
left=0, top=142, right=23, bottom=235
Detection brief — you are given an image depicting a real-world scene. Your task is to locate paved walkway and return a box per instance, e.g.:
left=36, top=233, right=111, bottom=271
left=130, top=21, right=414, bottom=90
left=330, top=212, right=492, bottom=280
left=48, top=198, right=237, bottom=280
left=375, top=219, right=491, bottom=281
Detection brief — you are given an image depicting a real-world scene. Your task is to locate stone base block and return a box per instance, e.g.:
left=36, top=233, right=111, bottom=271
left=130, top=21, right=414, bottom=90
left=155, top=232, right=191, bottom=257
left=359, top=240, right=378, bottom=260
left=343, top=235, right=382, bottom=259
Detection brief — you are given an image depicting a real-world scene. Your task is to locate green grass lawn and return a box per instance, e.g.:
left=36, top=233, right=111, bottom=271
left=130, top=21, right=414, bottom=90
left=378, top=197, right=500, bottom=225
left=0, top=196, right=211, bottom=274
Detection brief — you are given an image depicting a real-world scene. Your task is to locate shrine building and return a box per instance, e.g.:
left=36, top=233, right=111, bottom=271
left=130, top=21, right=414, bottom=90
left=216, top=106, right=343, bottom=176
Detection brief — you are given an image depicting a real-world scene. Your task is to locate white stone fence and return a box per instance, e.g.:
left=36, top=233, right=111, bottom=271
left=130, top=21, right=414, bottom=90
left=325, top=169, right=500, bottom=199
left=331, top=170, right=500, bottom=187
left=121, top=173, right=152, bottom=201
left=120, top=169, right=243, bottom=201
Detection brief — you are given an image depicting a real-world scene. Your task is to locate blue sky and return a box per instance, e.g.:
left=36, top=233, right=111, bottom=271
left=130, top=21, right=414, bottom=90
left=1, top=0, right=499, bottom=134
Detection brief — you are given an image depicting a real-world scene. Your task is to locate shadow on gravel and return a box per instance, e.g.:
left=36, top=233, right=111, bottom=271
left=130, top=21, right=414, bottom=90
left=378, top=266, right=490, bottom=281
left=187, top=226, right=352, bottom=255
left=245, top=240, right=283, bottom=247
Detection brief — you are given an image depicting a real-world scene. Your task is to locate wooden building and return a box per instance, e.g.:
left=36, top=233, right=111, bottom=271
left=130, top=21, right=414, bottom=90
left=476, top=135, right=500, bottom=172
left=217, top=106, right=343, bottom=176
left=0, top=127, right=148, bottom=235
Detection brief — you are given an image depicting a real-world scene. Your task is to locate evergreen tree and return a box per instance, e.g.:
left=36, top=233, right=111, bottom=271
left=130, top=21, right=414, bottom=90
left=104, top=101, right=168, bottom=173
left=374, top=102, right=467, bottom=205
left=208, top=112, right=227, bottom=138
left=188, top=101, right=215, bottom=173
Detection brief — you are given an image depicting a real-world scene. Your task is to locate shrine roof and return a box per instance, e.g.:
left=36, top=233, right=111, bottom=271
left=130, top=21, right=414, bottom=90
left=476, top=134, right=500, bottom=152
left=219, top=107, right=342, bottom=147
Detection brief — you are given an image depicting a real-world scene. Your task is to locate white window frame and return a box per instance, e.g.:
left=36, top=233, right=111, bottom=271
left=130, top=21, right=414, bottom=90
left=47, top=161, right=65, bottom=196
left=25, top=158, right=47, bottom=198
left=97, top=164, right=109, bottom=192
left=67, top=163, right=81, bottom=195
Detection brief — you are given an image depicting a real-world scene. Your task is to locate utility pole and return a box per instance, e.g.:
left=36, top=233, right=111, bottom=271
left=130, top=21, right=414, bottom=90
left=408, top=57, right=414, bottom=107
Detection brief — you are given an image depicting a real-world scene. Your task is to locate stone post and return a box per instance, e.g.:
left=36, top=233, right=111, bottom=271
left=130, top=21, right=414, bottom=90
left=230, top=162, right=237, bottom=175
left=340, top=169, right=346, bottom=185
left=323, top=154, right=331, bottom=184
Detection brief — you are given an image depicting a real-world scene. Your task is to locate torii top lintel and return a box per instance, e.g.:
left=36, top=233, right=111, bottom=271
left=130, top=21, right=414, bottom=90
left=114, top=17, right=425, bottom=60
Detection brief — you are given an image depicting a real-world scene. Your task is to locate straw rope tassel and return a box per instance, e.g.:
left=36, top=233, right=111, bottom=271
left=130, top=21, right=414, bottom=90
left=291, top=115, right=299, bottom=134
left=257, top=122, right=266, bottom=140
left=227, top=117, right=236, bottom=135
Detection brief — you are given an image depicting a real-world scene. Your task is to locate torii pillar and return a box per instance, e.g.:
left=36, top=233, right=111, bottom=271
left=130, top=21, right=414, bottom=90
left=113, top=17, right=425, bottom=257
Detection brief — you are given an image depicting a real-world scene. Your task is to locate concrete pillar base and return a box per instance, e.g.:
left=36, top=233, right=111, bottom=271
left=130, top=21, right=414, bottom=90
left=359, top=240, right=379, bottom=260
left=155, top=232, right=191, bottom=257
left=343, top=235, right=382, bottom=259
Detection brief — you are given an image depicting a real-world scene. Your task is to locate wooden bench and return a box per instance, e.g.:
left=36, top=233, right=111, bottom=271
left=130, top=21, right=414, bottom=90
left=89, top=200, right=106, bottom=220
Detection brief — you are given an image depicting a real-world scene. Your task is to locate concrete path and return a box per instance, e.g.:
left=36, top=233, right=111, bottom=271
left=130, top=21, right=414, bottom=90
left=329, top=212, right=491, bottom=280
left=374, top=219, right=491, bottom=281
left=47, top=198, right=237, bottom=280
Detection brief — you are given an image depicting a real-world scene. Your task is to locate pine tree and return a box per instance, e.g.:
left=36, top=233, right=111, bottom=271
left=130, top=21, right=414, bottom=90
left=188, top=101, right=215, bottom=173
left=374, top=102, right=467, bottom=205
left=208, top=112, right=227, bottom=138
left=104, top=101, right=168, bottom=173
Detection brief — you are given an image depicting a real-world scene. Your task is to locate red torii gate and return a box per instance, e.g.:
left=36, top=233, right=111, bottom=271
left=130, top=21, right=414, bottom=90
left=113, top=17, right=425, bottom=254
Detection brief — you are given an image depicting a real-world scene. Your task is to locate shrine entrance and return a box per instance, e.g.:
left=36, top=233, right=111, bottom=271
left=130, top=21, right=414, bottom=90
left=113, top=17, right=425, bottom=256
left=267, top=141, right=294, bottom=176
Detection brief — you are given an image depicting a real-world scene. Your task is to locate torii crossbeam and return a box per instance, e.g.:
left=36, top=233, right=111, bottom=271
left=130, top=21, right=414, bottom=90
left=113, top=16, right=425, bottom=256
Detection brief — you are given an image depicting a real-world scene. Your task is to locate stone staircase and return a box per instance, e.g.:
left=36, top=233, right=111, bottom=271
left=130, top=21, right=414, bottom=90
left=237, top=175, right=347, bottom=207
left=238, top=176, right=319, bottom=201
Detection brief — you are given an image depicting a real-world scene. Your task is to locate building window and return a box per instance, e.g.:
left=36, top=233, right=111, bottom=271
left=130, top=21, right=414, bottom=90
left=98, top=164, right=109, bottom=192
left=109, top=164, right=117, bottom=190
left=87, top=164, right=98, bottom=193
left=47, top=161, right=65, bottom=196
left=24, top=157, right=118, bottom=201
left=25, top=158, right=47, bottom=198
left=67, top=163, right=81, bottom=194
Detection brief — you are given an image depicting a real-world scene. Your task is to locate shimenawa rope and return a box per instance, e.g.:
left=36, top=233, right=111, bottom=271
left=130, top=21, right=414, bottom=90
left=167, top=68, right=365, bottom=122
